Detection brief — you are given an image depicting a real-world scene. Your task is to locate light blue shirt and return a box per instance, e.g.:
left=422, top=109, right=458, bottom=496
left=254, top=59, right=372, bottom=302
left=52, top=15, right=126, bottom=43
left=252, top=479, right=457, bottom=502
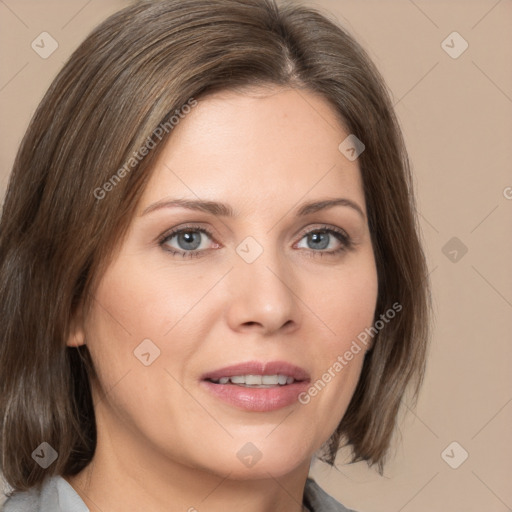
left=2, top=475, right=357, bottom=511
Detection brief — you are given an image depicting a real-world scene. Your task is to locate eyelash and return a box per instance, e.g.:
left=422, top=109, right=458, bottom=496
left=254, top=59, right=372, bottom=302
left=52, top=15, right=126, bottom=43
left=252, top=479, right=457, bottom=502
left=158, top=223, right=353, bottom=260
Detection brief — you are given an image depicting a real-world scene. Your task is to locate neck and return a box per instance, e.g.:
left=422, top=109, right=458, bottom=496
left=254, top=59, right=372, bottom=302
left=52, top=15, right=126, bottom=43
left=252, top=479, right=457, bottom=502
left=65, top=409, right=311, bottom=512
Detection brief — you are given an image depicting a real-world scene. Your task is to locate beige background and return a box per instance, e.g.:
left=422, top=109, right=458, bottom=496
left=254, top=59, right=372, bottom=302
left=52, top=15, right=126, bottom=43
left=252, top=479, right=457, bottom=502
left=1, top=1, right=511, bottom=511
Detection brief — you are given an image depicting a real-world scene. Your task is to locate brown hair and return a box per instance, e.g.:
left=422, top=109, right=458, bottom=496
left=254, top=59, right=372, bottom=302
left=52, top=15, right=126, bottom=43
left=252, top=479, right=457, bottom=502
left=0, top=0, right=430, bottom=493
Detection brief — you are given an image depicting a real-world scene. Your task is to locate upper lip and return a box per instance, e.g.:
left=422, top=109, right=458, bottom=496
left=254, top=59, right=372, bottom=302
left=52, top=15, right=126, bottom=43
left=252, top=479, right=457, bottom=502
left=201, top=361, right=310, bottom=382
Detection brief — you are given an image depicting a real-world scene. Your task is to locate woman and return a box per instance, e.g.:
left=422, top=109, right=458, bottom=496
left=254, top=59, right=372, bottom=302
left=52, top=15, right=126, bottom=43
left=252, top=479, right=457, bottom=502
left=0, top=0, right=430, bottom=510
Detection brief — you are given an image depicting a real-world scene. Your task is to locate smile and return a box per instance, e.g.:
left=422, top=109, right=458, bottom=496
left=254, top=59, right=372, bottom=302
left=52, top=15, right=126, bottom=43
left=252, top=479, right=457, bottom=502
left=201, top=361, right=310, bottom=412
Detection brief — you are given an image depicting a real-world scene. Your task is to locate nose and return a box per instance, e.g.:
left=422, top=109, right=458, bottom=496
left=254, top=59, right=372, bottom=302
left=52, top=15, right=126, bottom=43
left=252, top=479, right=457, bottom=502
left=225, top=244, right=302, bottom=336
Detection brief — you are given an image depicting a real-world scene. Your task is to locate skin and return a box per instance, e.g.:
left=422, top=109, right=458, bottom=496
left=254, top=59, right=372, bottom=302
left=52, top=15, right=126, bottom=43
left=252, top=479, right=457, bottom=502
left=66, top=86, right=378, bottom=512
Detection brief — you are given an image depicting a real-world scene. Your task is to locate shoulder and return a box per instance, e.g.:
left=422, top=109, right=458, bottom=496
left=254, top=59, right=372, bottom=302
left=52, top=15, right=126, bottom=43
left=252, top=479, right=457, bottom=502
left=2, top=484, right=41, bottom=512
left=2, top=475, right=89, bottom=512
left=304, top=477, right=360, bottom=512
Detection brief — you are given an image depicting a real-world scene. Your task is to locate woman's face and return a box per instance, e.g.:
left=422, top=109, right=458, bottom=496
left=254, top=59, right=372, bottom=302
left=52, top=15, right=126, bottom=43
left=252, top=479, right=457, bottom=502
left=72, top=86, right=378, bottom=480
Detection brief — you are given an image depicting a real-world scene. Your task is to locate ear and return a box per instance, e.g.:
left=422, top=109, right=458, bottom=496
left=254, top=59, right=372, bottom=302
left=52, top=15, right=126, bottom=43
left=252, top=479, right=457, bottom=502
left=364, top=333, right=376, bottom=353
left=66, top=305, right=86, bottom=347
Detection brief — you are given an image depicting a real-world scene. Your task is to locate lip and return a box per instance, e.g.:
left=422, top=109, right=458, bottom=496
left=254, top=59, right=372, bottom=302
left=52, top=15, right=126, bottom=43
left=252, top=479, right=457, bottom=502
left=200, top=360, right=311, bottom=412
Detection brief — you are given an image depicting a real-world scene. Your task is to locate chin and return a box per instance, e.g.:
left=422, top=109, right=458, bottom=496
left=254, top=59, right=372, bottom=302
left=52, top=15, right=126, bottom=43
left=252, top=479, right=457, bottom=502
left=187, top=436, right=313, bottom=481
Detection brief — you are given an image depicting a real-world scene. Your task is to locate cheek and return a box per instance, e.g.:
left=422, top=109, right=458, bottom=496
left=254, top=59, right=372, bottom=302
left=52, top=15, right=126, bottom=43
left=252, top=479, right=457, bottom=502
left=299, top=254, right=377, bottom=426
left=81, top=255, right=215, bottom=402
left=312, top=254, right=378, bottom=351
left=85, top=256, right=200, bottom=348
left=81, top=266, right=164, bottom=393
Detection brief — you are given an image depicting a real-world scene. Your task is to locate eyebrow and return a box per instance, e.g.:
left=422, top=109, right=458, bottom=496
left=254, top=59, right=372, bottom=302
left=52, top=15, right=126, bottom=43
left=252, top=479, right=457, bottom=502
left=141, top=197, right=365, bottom=219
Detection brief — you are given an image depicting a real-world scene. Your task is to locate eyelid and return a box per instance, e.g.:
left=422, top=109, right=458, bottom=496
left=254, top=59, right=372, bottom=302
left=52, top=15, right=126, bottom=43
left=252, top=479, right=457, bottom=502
left=158, top=223, right=210, bottom=241
left=294, top=223, right=350, bottom=242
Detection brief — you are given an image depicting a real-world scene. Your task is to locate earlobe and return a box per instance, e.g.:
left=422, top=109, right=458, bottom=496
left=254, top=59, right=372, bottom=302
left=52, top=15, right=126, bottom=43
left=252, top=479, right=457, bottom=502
left=365, top=336, right=375, bottom=353
left=66, top=308, right=86, bottom=347
left=67, top=328, right=86, bottom=347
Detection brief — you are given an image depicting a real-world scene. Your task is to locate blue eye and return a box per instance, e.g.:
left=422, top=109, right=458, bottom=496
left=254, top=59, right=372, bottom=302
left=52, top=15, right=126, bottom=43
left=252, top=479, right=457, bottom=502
left=158, top=224, right=352, bottom=259
left=296, top=227, right=351, bottom=256
left=159, top=225, right=216, bottom=258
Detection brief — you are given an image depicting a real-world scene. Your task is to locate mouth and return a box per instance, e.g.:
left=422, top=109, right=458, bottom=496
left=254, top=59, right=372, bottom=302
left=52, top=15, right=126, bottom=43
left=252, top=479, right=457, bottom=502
left=200, top=361, right=310, bottom=412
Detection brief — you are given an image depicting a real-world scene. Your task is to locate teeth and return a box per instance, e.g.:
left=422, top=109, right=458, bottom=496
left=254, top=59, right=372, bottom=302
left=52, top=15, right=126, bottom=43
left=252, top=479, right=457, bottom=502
left=245, top=375, right=262, bottom=385
left=209, top=374, right=296, bottom=386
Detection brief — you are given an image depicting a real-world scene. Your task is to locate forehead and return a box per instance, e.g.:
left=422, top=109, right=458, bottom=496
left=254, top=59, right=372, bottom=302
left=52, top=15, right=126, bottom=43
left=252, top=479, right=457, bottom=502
left=139, top=86, right=365, bottom=213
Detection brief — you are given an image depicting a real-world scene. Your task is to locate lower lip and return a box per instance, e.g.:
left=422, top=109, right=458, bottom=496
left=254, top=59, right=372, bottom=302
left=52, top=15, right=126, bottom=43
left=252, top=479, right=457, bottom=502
left=201, top=380, right=310, bottom=412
